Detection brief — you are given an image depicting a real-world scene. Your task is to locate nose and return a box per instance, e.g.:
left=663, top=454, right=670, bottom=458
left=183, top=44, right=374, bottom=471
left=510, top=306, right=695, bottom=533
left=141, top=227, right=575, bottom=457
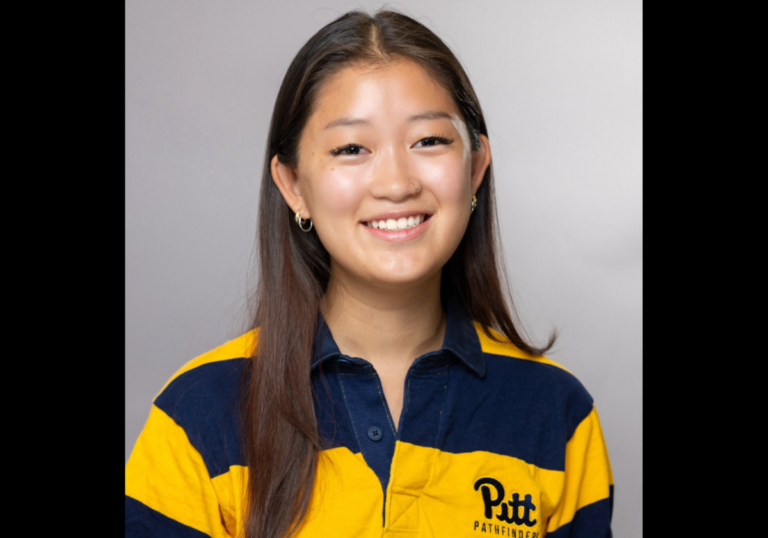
left=368, top=146, right=419, bottom=202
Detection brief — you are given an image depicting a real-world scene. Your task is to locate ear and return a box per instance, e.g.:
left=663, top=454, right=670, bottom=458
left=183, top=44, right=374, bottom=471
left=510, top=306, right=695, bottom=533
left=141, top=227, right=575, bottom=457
left=270, top=155, right=309, bottom=218
left=470, top=133, right=492, bottom=195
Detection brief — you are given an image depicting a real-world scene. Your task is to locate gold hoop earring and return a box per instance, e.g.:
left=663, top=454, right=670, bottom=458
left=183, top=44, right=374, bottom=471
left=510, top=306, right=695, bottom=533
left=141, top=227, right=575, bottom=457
left=295, top=210, right=313, bottom=232
left=470, top=195, right=477, bottom=214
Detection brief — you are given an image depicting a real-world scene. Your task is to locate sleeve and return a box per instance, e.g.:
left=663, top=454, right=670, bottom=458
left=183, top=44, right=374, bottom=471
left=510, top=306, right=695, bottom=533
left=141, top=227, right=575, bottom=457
left=125, top=403, right=232, bottom=538
left=545, top=405, right=614, bottom=537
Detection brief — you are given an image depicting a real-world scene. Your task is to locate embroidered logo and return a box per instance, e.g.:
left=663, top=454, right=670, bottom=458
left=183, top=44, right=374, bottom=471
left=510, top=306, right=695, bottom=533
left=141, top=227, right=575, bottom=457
left=473, top=477, right=539, bottom=536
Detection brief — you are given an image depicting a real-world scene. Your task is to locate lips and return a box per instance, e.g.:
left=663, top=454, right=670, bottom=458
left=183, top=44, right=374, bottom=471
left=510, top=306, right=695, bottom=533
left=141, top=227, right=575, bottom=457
left=360, top=212, right=432, bottom=242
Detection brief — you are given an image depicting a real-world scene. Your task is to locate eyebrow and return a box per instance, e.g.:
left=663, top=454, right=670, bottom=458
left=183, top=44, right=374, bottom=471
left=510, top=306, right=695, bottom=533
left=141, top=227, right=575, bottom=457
left=323, top=110, right=454, bottom=130
left=324, top=117, right=371, bottom=130
left=408, top=110, right=454, bottom=122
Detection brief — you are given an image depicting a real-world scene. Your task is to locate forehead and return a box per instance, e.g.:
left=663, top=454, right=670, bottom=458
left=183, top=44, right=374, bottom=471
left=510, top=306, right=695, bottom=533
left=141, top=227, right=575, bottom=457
left=307, top=59, right=460, bottom=127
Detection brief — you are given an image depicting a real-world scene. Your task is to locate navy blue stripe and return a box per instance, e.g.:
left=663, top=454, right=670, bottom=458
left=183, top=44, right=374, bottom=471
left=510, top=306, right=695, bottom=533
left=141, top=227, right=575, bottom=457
left=125, top=496, right=211, bottom=538
left=609, top=484, right=614, bottom=521
left=156, top=354, right=365, bottom=480
left=153, top=358, right=247, bottom=479
left=546, top=490, right=613, bottom=538
left=435, top=353, right=594, bottom=471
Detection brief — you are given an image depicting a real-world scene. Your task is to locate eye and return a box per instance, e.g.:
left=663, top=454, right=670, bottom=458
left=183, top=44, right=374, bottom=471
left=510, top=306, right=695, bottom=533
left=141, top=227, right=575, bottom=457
left=413, top=135, right=454, bottom=148
left=330, top=144, right=368, bottom=156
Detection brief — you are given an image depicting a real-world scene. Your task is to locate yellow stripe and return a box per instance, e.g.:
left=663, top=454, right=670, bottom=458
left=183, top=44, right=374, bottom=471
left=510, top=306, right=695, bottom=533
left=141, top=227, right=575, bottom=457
left=384, top=439, right=432, bottom=530
left=386, top=441, right=564, bottom=535
left=211, top=465, right=247, bottom=538
left=207, top=449, right=386, bottom=538
left=125, top=404, right=229, bottom=538
left=474, top=322, right=572, bottom=373
left=295, top=447, right=384, bottom=538
left=199, top=448, right=387, bottom=538
left=128, top=430, right=610, bottom=537
left=546, top=406, right=613, bottom=533
left=154, top=329, right=259, bottom=400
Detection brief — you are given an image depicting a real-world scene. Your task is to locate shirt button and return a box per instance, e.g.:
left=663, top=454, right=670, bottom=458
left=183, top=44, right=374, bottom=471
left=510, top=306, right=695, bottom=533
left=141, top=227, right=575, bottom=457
left=367, top=425, right=384, bottom=442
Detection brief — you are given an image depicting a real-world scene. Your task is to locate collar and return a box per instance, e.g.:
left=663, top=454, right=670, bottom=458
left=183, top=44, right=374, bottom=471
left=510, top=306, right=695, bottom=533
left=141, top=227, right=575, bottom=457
left=311, top=289, right=485, bottom=378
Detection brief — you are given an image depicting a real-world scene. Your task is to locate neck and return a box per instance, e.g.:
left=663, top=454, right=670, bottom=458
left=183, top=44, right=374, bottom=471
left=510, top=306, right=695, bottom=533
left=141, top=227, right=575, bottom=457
left=321, top=267, right=446, bottom=372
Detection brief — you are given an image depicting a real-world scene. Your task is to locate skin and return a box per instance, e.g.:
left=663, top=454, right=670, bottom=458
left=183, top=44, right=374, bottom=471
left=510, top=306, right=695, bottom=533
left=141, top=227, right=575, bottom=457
left=271, top=59, right=491, bottom=430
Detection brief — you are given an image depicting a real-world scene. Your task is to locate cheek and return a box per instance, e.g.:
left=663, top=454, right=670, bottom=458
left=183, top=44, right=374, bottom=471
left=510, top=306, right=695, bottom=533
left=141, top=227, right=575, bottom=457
left=306, top=168, right=366, bottom=217
left=415, top=152, right=471, bottom=204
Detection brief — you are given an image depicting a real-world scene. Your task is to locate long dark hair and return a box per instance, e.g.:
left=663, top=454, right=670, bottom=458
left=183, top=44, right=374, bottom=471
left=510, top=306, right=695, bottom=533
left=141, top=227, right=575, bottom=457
left=242, top=9, right=555, bottom=538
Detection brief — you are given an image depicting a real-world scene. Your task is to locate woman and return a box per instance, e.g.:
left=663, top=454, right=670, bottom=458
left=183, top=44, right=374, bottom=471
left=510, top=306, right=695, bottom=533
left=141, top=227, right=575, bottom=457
left=125, top=9, right=613, bottom=538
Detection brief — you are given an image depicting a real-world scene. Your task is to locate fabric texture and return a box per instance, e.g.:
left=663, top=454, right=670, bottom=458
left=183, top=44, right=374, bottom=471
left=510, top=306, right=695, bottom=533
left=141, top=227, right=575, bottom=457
left=125, top=295, right=613, bottom=537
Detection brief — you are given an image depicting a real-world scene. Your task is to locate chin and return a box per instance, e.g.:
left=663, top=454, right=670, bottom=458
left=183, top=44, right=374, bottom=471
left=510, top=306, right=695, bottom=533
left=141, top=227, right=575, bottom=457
left=329, top=250, right=448, bottom=289
left=366, top=260, right=443, bottom=287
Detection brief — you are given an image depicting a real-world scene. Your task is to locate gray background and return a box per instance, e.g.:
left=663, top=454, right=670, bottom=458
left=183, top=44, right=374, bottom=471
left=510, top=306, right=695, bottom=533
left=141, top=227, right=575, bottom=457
left=126, top=0, right=641, bottom=535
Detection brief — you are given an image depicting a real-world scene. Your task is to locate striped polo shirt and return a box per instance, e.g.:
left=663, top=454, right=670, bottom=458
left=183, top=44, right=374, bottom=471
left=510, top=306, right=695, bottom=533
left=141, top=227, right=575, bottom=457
left=125, top=294, right=613, bottom=537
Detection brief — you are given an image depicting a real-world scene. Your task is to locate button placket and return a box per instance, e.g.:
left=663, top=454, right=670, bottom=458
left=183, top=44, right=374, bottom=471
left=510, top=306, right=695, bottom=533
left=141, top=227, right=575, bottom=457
left=337, top=368, right=398, bottom=498
left=384, top=360, right=452, bottom=532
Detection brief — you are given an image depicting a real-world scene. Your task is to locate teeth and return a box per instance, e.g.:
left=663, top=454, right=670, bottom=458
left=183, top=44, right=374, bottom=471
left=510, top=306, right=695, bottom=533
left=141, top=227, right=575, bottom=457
left=365, top=214, right=427, bottom=229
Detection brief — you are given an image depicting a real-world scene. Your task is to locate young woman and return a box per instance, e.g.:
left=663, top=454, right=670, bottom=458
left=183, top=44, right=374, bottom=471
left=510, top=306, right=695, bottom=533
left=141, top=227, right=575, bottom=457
left=126, top=10, right=613, bottom=538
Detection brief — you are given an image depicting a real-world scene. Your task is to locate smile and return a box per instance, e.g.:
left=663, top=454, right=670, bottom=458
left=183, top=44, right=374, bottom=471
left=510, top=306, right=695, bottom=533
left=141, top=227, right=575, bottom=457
left=362, top=214, right=430, bottom=230
left=360, top=213, right=432, bottom=242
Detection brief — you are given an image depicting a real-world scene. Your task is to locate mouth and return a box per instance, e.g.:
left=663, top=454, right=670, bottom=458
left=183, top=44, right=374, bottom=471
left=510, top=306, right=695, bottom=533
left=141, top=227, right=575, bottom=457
left=361, top=213, right=432, bottom=231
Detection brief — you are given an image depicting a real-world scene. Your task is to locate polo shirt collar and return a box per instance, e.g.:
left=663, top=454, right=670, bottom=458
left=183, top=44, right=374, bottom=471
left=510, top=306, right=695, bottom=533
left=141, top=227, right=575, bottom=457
left=311, top=288, right=485, bottom=378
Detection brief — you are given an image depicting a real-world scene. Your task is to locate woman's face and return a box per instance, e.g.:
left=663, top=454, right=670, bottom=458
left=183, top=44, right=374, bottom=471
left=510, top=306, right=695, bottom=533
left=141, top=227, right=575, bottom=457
left=273, top=59, right=490, bottom=289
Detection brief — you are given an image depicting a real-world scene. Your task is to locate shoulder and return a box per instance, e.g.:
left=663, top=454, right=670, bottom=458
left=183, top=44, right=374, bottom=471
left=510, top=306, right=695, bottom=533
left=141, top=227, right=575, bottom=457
left=153, top=329, right=258, bottom=413
left=473, top=322, right=572, bottom=373
left=472, top=321, right=594, bottom=438
left=474, top=322, right=587, bottom=394
left=154, top=328, right=259, bottom=400
left=147, top=329, right=258, bottom=477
